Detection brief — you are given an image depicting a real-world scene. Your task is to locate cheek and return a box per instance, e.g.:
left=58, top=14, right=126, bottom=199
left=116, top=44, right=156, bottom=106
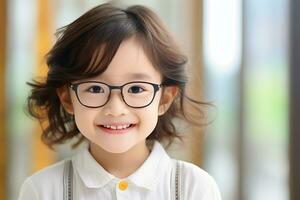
left=70, top=95, right=97, bottom=133
left=143, top=93, right=161, bottom=115
left=139, top=97, right=160, bottom=130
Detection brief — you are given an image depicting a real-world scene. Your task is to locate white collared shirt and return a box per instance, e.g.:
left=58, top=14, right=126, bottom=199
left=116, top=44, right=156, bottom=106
left=18, top=141, right=221, bottom=200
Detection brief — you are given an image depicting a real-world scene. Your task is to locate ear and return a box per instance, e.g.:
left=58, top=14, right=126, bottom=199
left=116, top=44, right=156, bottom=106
left=158, top=86, right=179, bottom=116
left=56, top=86, right=74, bottom=114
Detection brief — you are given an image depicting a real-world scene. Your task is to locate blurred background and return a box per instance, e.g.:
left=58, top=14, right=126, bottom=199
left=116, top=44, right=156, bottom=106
left=0, top=0, right=299, bottom=200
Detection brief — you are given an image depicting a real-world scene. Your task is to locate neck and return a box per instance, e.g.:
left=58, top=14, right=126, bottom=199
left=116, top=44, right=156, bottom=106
left=89, top=141, right=151, bottom=179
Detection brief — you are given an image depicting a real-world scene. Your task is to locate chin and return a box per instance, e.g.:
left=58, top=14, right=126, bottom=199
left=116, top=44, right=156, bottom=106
left=105, top=148, right=132, bottom=154
left=100, top=143, right=134, bottom=154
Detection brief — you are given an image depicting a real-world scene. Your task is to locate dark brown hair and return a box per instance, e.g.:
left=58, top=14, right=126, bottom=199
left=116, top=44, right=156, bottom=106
left=27, top=2, right=211, bottom=149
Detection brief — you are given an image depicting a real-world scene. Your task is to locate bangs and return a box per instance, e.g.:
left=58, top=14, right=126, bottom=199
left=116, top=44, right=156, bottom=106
left=46, top=3, right=187, bottom=87
left=86, top=33, right=150, bottom=77
left=46, top=10, right=139, bottom=83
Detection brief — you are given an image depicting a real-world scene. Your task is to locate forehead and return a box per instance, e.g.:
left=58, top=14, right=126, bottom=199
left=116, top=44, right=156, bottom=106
left=92, top=37, right=162, bottom=84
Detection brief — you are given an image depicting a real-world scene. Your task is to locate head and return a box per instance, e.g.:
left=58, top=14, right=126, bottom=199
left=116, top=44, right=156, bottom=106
left=28, top=3, right=207, bottom=151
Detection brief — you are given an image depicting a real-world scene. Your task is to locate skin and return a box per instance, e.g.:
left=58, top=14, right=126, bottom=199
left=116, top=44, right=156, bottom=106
left=57, top=36, right=178, bottom=178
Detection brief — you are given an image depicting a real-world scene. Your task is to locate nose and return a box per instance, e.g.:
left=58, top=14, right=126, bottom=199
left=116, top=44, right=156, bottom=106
left=102, top=91, right=129, bottom=116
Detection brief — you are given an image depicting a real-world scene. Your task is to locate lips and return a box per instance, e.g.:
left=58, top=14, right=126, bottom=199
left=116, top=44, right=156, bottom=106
left=97, top=123, right=136, bottom=134
left=101, top=124, right=132, bottom=130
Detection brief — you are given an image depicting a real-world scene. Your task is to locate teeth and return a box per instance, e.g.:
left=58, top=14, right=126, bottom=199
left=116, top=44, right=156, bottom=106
left=103, top=124, right=131, bottom=130
left=111, top=126, right=117, bottom=130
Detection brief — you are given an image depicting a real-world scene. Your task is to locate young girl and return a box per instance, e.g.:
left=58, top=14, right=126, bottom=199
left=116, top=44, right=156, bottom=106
left=18, top=2, right=221, bottom=200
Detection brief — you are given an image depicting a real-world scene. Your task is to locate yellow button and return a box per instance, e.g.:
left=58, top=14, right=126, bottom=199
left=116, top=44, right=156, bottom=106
left=118, top=180, right=129, bottom=191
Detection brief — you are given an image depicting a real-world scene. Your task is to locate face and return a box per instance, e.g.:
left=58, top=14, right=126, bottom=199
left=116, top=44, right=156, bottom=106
left=58, top=36, right=177, bottom=154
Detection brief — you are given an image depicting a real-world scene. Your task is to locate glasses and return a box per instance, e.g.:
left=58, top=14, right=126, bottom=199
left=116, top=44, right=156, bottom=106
left=70, top=81, right=162, bottom=108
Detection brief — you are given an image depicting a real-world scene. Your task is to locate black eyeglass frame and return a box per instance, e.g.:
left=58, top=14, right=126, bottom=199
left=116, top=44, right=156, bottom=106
left=69, top=81, right=162, bottom=108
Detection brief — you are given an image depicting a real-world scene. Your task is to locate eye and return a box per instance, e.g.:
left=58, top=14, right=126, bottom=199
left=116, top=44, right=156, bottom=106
left=128, top=85, right=145, bottom=94
left=87, top=85, right=104, bottom=93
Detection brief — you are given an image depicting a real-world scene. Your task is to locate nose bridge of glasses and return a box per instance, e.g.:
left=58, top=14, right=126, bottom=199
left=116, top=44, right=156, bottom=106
left=108, top=85, right=124, bottom=98
left=107, top=85, right=125, bottom=101
left=105, top=85, right=128, bottom=109
left=109, top=85, right=122, bottom=91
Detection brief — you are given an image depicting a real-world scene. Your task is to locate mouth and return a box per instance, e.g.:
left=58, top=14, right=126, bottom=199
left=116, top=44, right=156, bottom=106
left=97, top=123, right=136, bottom=134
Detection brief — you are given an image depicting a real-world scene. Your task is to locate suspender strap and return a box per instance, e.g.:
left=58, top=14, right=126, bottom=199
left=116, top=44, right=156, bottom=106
left=63, top=159, right=181, bottom=200
left=175, top=160, right=180, bottom=200
left=63, top=160, right=73, bottom=200
left=173, top=160, right=180, bottom=200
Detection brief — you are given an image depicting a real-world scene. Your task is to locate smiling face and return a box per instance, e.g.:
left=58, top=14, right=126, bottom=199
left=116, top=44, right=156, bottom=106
left=57, top=36, right=178, bottom=154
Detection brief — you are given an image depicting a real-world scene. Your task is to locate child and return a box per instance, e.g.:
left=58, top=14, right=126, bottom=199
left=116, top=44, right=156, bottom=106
left=18, top=2, right=221, bottom=200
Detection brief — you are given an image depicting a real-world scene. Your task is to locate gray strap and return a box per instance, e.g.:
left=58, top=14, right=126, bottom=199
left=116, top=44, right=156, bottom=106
left=63, top=160, right=73, bottom=200
left=171, top=160, right=180, bottom=200
left=175, top=160, right=180, bottom=200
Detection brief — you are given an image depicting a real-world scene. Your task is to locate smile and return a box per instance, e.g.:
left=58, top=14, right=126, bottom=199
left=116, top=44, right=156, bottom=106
left=101, top=124, right=132, bottom=130
left=98, top=123, right=135, bottom=134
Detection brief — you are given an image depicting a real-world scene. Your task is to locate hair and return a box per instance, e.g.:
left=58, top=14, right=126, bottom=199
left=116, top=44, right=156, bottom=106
left=27, top=2, right=212, bottom=150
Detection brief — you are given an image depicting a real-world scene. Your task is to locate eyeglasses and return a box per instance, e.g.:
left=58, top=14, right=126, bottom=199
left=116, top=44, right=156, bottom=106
left=70, top=81, right=162, bottom=108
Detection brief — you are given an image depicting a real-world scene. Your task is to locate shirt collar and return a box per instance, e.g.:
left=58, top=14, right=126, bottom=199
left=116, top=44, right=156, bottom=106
left=72, top=141, right=171, bottom=190
left=72, top=144, right=115, bottom=188
left=127, top=141, right=171, bottom=190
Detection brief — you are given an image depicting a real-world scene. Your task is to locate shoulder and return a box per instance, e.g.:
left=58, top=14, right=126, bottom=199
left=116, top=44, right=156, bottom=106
left=177, top=159, right=213, bottom=182
left=18, top=159, right=68, bottom=200
left=174, top=159, right=222, bottom=200
left=28, top=159, right=66, bottom=184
